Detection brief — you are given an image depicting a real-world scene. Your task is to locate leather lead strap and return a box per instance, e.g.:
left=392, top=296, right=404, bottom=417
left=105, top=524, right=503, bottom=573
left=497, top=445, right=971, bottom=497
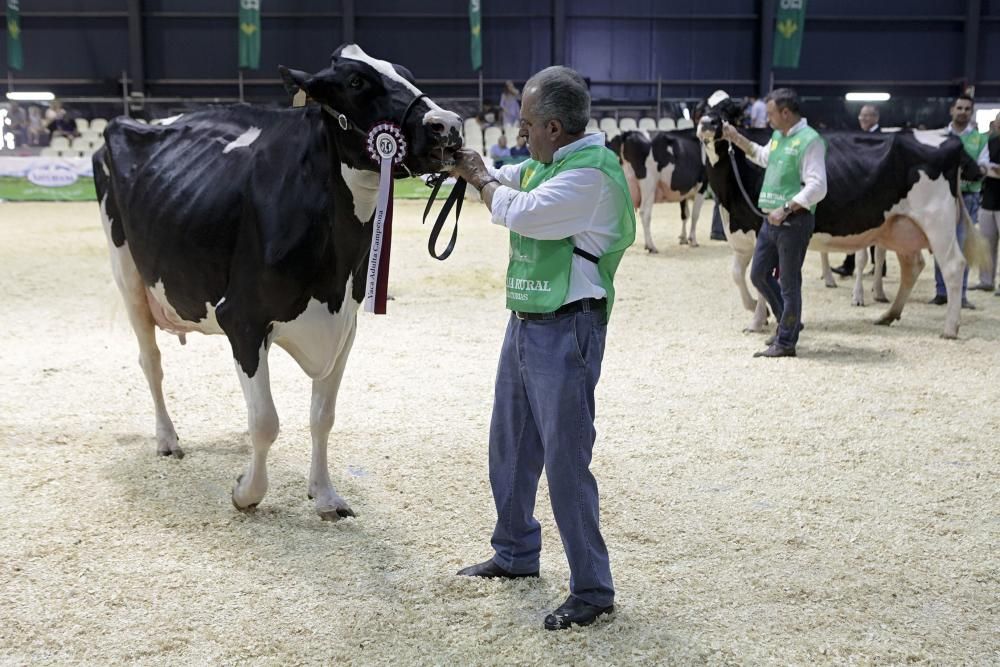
left=422, top=173, right=467, bottom=261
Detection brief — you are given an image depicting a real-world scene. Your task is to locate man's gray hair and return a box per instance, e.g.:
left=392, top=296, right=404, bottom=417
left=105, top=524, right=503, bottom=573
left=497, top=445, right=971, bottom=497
left=524, top=66, right=590, bottom=135
left=766, top=87, right=801, bottom=114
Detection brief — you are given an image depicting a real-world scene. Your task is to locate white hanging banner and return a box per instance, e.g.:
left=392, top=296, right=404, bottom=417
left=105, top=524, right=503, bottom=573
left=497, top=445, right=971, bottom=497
left=363, top=123, right=407, bottom=314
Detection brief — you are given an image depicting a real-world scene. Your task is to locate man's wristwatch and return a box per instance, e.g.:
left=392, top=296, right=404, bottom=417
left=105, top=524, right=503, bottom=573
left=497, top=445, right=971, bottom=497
left=782, top=202, right=792, bottom=214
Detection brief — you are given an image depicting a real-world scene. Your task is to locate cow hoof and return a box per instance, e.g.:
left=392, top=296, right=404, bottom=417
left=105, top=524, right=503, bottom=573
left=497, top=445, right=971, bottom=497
left=156, top=437, right=184, bottom=459
left=678, top=236, right=688, bottom=245
left=231, top=493, right=259, bottom=513
left=318, top=507, right=356, bottom=522
left=825, top=282, right=838, bottom=289
left=645, top=246, right=659, bottom=254
left=874, top=314, right=899, bottom=326
left=852, top=299, right=865, bottom=307
left=688, top=239, right=699, bottom=248
left=940, top=331, right=959, bottom=340
left=874, top=295, right=890, bottom=303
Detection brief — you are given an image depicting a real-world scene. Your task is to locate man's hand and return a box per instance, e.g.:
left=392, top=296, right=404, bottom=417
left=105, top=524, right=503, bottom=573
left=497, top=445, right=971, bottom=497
left=767, top=208, right=788, bottom=226
left=722, top=122, right=745, bottom=148
left=450, top=149, right=492, bottom=189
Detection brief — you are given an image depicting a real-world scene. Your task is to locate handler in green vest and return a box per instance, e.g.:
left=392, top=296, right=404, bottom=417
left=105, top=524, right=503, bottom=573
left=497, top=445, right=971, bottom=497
left=450, top=65, right=635, bottom=631
left=723, top=87, right=828, bottom=358
left=932, top=94, right=990, bottom=304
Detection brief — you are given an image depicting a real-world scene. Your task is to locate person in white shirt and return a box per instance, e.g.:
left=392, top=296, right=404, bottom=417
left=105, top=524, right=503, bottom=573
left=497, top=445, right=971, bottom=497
left=832, top=104, right=884, bottom=278
left=723, top=88, right=828, bottom=357
left=749, top=95, right=768, bottom=128
left=450, top=65, right=635, bottom=631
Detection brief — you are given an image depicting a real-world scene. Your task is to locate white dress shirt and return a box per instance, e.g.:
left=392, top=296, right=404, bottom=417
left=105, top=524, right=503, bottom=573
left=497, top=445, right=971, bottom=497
left=744, top=117, right=828, bottom=212
left=487, top=132, right=626, bottom=305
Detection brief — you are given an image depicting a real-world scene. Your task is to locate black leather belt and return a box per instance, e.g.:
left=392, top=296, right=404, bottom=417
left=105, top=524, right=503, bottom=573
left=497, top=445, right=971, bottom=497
left=514, top=298, right=606, bottom=321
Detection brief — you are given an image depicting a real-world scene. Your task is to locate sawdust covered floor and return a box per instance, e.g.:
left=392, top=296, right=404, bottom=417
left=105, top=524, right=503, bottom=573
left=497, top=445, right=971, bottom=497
left=0, top=201, right=997, bottom=665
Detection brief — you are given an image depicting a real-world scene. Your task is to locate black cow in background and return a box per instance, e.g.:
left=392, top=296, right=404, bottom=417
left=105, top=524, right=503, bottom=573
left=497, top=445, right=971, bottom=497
left=607, top=129, right=708, bottom=252
left=697, top=92, right=986, bottom=339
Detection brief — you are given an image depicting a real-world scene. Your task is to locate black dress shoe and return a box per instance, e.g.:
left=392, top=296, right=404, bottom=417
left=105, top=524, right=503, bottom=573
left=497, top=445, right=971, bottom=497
left=754, top=344, right=796, bottom=358
left=962, top=299, right=976, bottom=310
left=543, top=595, right=614, bottom=631
left=928, top=295, right=947, bottom=305
left=831, top=265, right=853, bottom=277
left=456, top=559, right=538, bottom=579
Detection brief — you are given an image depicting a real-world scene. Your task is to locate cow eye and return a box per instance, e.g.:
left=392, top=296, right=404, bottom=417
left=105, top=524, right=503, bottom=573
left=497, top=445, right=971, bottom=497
left=349, top=76, right=364, bottom=90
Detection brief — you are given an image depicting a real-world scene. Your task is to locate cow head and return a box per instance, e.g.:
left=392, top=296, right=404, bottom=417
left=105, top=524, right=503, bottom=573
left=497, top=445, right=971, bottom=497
left=279, top=44, right=463, bottom=175
left=695, top=91, right=745, bottom=148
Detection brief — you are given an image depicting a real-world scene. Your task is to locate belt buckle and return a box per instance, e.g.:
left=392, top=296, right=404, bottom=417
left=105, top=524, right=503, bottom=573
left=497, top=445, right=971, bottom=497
left=514, top=311, right=526, bottom=320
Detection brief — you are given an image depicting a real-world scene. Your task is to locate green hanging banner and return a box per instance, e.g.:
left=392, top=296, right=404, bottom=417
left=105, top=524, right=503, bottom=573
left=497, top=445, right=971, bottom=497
left=7, top=0, right=23, bottom=71
left=469, top=0, right=482, bottom=72
left=773, top=0, right=807, bottom=69
left=238, top=0, right=260, bottom=70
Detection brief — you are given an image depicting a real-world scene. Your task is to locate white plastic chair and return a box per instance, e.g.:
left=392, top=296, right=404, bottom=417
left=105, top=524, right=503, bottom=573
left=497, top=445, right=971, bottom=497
left=50, top=136, right=71, bottom=150
left=89, top=118, right=109, bottom=132
left=658, top=117, right=676, bottom=130
left=74, top=118, right=90, bottom=133
left=40, top=147, right=61, bottom=157
left=676, top=118, right=694, bottom=129
left=638, top=117, right=657, bottom=131
left=71, top=137, right=92, bottom=152
left=603, top=127, right=620, bottom=142
left=586, top=118, right=599, bottom=130
left=598, top=118, right=618, bottom=134
left=619, top=118, right=638, bottom=132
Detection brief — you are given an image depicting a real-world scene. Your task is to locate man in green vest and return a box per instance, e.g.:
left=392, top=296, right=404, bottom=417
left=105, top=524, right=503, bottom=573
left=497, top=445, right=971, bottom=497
left=449, top=65, right=635, bottom=631
left=932, top=94, right=990, bottom=304
left=723, top=88, right=828, bottom=358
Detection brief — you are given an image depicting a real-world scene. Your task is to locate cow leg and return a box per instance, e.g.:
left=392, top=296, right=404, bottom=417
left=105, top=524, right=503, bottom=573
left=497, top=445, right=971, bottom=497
left=820, top=252, right=837, bottom=288
left=851, top=248, right=869, bottom=306
left=732, top=251, right=769, bottom=332
left=231, top=347, right=280, bottom=511
left=873, top=246, right=889, bottom=303
left=100, top=197, right=182, bottom=458
left=640, top=178, right=658, bottom=253
left=687, top=192, right=704, bottom=247
left=876, top=251, right=923, bottom=327
left=307, top=320, right=358, bottom=522
left=678, top=200, right=689, bottom=245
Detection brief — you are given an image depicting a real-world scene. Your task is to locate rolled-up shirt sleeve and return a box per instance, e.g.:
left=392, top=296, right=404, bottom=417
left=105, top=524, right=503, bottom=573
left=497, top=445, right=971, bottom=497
left=791, top=139, right=828, bottom=210
left=490, top=167, right=605, bottom=239
left=745, top=140, right=770, bottom=169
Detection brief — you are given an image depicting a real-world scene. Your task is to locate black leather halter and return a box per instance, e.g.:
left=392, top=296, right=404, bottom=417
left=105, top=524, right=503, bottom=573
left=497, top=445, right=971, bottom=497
left=323, top=92, right=467, bottom=261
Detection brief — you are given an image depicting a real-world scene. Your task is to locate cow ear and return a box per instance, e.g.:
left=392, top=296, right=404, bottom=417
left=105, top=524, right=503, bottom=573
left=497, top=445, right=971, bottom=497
left=393, top=64, right=416, bottom=85
left=278, top=66, right=310, bottom=97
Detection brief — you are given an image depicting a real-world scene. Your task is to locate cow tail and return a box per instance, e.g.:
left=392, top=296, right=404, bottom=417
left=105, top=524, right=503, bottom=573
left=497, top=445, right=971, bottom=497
left=958, top=179, right=989, bottom=270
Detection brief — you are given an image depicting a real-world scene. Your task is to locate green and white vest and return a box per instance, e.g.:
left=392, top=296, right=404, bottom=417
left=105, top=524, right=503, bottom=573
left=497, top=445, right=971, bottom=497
left=507, top=145, right=635, bottom=320
left=959, top=130, right=988, bottom=193
left=757, top=125, right=823, bottom=213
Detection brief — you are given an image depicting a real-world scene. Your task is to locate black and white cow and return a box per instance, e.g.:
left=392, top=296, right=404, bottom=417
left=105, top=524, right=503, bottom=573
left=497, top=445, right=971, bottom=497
left=698, top=92, right=985, bottom=339
left=608, top=129, right=707, bottom=251
left=95, top=44, right=462, bottom=519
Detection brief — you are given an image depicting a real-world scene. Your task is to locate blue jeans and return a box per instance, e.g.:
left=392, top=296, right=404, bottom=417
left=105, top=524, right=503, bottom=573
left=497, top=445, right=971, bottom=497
left=488, top=307, right=614, bottom=607
left=750, top=211, right=815, bottom=349
left=934, top=192, right=979, bottom=297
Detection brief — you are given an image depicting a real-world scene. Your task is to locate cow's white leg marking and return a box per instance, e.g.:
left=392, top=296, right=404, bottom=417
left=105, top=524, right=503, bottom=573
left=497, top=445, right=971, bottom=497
left=852, top=247, right=868, bottom=306
left=687, top=191, right=704, bottom=247
left=819, top=251, right=837, bottom=288
left=873, top=246, right=889, bottom=303
left=100, top=195, right=182, bottom=458
left=307, top=317, right=358, bottom=521
left=877, top=251, right=923, bottom=327
left=232, top=345, right=279, bottom=510
left=639, top=161, right=658, bottom=253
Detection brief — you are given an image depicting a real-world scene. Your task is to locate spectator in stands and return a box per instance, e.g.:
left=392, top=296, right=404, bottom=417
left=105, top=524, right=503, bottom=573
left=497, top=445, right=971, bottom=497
left=45, top=101, right=77, bottom=142
left=832, top=104, right=885, bottom=278
left=500, top=80, right=521, bottom=127
left=749, top=95, right=768, bottom=128
left=489, top=134, right=512, bottom=168
left=4, top=103, right=28, bottom=147
left=510, top=135, right=530, bottom=161
left=26, top=106, right=45, bottom=146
